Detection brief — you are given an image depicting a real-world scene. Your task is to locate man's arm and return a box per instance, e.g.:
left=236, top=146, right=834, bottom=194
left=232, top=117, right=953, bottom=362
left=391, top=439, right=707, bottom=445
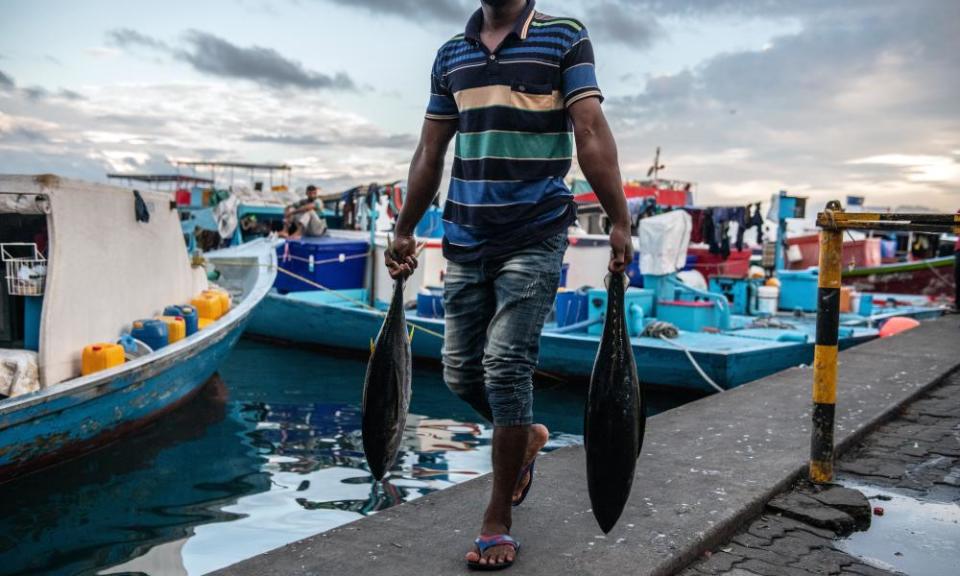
left=386, top=118, right=458, bottom=278
left=290, top=200, right=317, bottom=215
left=568, top=97, right=633, bottom=273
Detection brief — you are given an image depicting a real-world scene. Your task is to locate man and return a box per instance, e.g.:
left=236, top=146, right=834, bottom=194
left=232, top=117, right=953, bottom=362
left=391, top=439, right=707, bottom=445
left=386, top=0, right=632, bottom=569
left=282, top=184, right=327, bottom=238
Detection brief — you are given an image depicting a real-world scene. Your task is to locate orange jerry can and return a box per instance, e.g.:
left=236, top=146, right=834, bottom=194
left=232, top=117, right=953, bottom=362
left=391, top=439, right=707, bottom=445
left=839, top=287, right=853, bottom=313
left=204, top=289, right=231, bottom=314
left=156, top=315, right=187, bottom=343
left=192, top=293, right=223, bottom=321
left=198, top=317, right=214, bottom=330
left=82, top=343, right=125, bottom=376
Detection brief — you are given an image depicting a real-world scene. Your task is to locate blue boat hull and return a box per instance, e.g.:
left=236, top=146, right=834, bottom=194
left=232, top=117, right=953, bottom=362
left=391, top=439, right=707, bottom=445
left=0, top=240, right=276, bottom=484
left=0, top=314, right=249, bottom=482
left=247, top=293, right=875, bottom=393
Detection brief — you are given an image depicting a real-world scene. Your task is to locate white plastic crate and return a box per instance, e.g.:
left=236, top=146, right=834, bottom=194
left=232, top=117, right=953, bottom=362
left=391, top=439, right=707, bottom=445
left=1, top=243, right=47, bottom=296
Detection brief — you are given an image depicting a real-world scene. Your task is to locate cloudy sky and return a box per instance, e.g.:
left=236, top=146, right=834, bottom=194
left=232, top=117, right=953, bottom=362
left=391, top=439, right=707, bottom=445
left=1, top=0, right=958, bottom=210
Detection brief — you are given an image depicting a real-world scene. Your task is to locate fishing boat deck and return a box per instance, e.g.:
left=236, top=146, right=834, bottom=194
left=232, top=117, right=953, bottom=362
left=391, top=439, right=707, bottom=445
left=214, top=315, right=960, bottom=576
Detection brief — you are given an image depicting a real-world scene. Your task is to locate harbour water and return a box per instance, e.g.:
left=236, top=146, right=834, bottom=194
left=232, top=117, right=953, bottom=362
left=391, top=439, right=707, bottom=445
left=0, top=339, right=699, bottom=576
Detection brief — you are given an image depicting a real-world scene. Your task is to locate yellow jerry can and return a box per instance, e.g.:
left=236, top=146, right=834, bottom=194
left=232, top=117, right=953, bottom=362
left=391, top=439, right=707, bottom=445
left=155, top=315, right=187, bottom=344
left=204, top=289, right=231, bottom=315
left=81, top=343, right=125, bottom=376
left=191, top=293, right=223, bottom=320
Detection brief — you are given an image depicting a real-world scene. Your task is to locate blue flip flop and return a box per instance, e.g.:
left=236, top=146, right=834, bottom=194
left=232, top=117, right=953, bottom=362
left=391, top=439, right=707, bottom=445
left=512, top=458, right=536, bottom=507
left=467, top=534, right=520, bottom=571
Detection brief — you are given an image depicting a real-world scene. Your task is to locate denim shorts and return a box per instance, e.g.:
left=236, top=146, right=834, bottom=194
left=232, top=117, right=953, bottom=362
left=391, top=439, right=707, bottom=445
left=442, top=232, right=568, bottom=426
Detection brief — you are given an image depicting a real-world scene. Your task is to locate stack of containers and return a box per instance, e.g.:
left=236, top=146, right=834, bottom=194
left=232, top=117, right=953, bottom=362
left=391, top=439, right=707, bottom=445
left=164, top=305, right=199, bottom=335
left=83, top=289, right=233, bottom=377
left=191, top=288, right=231, bottom=329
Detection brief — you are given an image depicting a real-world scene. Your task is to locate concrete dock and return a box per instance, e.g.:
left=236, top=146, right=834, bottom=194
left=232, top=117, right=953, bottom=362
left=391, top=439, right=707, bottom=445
left=681, top=369, right=960, bottom=576
left=215, top=316, right=960, bottom=576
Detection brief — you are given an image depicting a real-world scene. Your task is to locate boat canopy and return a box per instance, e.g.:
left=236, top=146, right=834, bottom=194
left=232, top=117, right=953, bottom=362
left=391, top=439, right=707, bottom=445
left=0, top=175, right=208, bottom=385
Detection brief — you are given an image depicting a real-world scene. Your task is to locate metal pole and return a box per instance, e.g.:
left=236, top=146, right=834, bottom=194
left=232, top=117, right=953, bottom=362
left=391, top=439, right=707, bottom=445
left=810, top=200, right=843, bottom=483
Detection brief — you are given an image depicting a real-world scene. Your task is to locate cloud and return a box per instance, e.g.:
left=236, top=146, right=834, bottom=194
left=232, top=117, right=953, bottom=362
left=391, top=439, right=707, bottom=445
left=58, top=89, right=84, bottom=101
left=0, top=69, right=14, bottom=90
left=22, top=86, right=48, bottom=100
left=590, top=2, right=664, bottom=49
left=605, top=0, right=960, bottom=210
left=243, top=131, right=416, bottom=149
left=0, top=81, right=413, bottom=191
left=107, top=28, right=170, bottom=51
left=177, top=30, right=354, bottom=90
left=848, top=154, right=960, bottom=184
left=320, top=0, right=470, bottom=24
left=105, top=28, right=355, bottom=90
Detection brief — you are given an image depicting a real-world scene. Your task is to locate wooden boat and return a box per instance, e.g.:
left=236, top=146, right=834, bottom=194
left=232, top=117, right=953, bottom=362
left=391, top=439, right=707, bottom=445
left=240, top=201, right=943, bottom=393
left=841, top=255, right=955, bottom=299
left=247, top=288, right=882, bottom=394
left=0, top=175, right=275, bottom=483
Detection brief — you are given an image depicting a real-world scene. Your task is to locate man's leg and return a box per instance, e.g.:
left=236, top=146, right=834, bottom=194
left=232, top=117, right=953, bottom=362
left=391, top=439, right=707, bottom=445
left=301, top=211, right=328, bottom=237
left=466, top=233, right=566, bottom=567
left=443, top=259, right=496, bottom=422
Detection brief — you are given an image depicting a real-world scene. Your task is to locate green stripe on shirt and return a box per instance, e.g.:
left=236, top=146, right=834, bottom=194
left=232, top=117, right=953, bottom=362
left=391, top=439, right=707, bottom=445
left=455, top=131, right=573, bottom=161
left=530, top=19, right=583, bottom=31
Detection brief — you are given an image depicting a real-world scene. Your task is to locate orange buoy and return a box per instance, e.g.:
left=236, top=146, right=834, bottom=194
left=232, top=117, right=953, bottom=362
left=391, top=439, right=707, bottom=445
left=879, top=316, right=920, bottom=338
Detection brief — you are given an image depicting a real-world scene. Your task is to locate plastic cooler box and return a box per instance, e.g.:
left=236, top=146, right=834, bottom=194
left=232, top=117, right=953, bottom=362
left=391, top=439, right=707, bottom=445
left=586, top=287, right=654, bottom=336
left=657, top=300, right=720, bottom=332
left=275, top=237, right=369, bottom=293
left=778, top=269, right=819, bottom=312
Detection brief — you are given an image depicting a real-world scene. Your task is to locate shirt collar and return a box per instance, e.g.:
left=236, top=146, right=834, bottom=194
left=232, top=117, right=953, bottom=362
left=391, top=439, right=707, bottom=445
left=465, top=0, right=537, bottom=44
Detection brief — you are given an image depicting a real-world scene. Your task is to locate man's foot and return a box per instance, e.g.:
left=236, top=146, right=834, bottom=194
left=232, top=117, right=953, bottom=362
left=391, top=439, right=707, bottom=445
left=465, top=530, right=519, bottom=570
left=512, top=424, right=548, bottom=505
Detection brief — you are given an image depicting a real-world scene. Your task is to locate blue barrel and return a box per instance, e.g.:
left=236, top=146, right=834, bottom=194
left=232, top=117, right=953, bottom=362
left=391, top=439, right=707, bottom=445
left=417, top=289, right=445, bottom=319
left=164, top=305, right=199, bottom=335
left=555, top=290, right=588, bottom=327
left=130, top=319, right=168, bottom=351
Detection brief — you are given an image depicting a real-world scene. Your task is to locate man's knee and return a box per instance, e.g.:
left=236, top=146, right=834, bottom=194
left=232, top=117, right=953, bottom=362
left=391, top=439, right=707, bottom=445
left=443, top=358, right=483, bottom=398
left=482, top=354, right=535, bottom=427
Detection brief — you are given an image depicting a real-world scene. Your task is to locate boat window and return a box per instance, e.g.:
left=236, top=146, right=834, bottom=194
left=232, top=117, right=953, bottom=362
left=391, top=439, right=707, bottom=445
left=0, top=214, right=48, bottom=350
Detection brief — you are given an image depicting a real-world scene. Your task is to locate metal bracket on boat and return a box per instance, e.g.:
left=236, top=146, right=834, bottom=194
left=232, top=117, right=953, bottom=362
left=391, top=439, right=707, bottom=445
left=810, top=203, right=959, bottom=485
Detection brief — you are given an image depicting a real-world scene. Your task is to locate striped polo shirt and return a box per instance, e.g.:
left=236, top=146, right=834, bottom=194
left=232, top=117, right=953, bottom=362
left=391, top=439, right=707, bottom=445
left=426, top=0, right=603, bottom=262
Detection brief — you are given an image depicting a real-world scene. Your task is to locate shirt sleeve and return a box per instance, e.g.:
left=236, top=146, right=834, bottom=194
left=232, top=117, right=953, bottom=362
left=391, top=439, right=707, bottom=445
left=561, top=25, right=603, bottom=108
left=425, top=52, right=459, bottom=121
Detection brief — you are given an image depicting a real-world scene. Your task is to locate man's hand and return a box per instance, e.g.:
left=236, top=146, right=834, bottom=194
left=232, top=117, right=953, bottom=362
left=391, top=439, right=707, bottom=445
left=608, top=222, right=634, bottom=273
left=385, top=234, right=418, bottom=279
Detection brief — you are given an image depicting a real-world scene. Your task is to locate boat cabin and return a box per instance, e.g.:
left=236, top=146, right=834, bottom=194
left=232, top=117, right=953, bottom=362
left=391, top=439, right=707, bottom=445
left=0, top=175, right=207, bottom=398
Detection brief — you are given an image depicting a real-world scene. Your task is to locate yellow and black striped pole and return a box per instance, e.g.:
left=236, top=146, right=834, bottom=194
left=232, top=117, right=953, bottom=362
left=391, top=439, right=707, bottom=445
left=810, top=201, right=843, bottom=483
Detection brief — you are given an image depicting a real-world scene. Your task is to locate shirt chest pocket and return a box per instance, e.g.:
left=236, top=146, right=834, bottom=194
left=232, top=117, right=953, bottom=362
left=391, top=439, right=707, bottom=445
left=510, top=80, right=554, bottom=95
left=509, top=80, right=560, bottom=111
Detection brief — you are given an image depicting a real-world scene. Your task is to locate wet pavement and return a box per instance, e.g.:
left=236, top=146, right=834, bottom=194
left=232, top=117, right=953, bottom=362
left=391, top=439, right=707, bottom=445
left=680, top=369, right=960, bottom=576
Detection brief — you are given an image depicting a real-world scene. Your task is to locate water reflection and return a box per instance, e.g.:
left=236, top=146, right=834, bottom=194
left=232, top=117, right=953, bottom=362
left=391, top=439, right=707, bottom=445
left=0, top=339, right=695, bottom=576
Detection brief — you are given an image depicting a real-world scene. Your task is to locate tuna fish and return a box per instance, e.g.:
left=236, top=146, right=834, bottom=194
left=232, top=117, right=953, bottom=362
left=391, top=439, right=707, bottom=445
left=584, top=272, right=646, bottom=533
left=362, top=278, right=412, bottom=481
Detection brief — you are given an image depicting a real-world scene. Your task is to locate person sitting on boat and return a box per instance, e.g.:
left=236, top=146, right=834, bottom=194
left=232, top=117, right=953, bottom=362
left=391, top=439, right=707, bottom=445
left=281, top=185, right=327, bottom=238
left=384, top=0, right=632, bottom=570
